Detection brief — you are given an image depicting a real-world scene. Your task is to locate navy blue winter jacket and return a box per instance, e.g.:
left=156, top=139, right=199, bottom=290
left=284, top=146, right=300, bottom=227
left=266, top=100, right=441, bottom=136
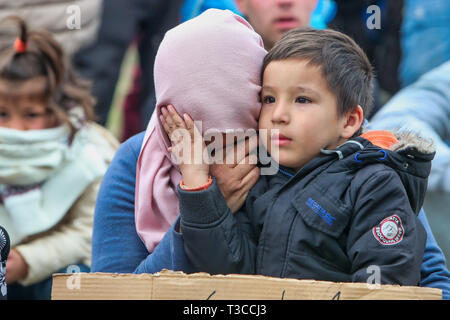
left=91, top=131, right=450, bottom=298
left=179, top=134, right=434, bottom=285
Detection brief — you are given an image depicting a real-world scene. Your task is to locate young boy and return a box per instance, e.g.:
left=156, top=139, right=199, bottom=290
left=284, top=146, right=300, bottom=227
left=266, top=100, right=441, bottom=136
left=161, top=28, right=434, bottom=285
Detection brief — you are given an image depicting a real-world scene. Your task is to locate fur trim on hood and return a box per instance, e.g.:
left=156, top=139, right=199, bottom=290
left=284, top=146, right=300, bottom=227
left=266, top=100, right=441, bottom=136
left=390, top=130, right=435, bottom=154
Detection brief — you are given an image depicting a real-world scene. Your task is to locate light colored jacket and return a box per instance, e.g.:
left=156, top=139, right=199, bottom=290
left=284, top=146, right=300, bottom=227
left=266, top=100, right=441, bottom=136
left=0, top=0, right=102, bottom=56
left=14, top=123, right=118, bottom=286
left=369, top=60, right=450, bottom=193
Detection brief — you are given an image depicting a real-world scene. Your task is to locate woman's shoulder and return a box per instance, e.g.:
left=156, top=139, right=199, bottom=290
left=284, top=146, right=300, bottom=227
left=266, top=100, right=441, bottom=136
left=112, top=130, right=146, bottom=164
left=97, top=130, right=146, bottom=181
left=121, top=131, right=146, bottom=153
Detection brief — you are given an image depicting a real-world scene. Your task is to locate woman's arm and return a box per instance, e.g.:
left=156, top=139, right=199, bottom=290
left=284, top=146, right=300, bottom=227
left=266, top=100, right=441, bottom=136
left=91, top=133, right=148, bottom=273
left=134, top=217, right=197, bottom=274
left=92, top=131, right=197, bottom=274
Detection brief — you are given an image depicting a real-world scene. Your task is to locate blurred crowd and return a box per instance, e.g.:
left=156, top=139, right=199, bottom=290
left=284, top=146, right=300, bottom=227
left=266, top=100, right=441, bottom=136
left=0, top=0, right=448, bottom=300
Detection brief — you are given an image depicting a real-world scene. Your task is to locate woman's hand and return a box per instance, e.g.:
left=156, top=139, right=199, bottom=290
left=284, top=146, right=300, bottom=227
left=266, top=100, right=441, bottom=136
left=160, top=105, right=210, bottom=188
left=6, top=249, right=28, bottom=284
left=211, top=136, right=260, bottom=213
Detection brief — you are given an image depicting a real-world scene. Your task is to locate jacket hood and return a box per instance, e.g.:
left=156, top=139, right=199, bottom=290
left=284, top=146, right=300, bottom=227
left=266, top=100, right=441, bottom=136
left=325, top=130, right=435, bottom=215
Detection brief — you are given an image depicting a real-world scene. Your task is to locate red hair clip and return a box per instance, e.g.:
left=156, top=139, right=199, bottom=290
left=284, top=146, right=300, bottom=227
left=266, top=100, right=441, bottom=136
left=14, top=37, right=27, bottom=53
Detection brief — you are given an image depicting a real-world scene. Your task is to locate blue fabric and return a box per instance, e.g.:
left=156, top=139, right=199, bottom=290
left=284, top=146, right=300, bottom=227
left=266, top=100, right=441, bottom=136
left=92, top=131, right=450, bottom=299
left=310, top=0, right=337, bottom=29
left=400, top=0, right=450, bottom=87
left=180, top=0, right=241, bottom=22
left=134, top=218, right=197, bottom=274
left=418, top=210, right=450, bottom=299
left=180, top=0, right=336, bottom=29
left=369, top=61, right=450, bottom=194
left=92, top=132, right=195, bottom=275
left=91, top=133, right=148, bottom=273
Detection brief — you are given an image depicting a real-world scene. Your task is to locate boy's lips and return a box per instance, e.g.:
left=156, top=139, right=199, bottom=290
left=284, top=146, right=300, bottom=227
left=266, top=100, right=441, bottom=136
left=271, top=132, right=292, bottom=146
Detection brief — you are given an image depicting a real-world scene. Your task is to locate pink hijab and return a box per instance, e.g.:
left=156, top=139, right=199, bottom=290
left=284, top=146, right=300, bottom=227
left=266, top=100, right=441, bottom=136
left=135, top=9, right=267, bottom=252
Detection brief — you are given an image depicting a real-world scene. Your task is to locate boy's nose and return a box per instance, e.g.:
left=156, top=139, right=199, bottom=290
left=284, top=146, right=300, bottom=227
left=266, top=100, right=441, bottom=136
left=271, top=102, right=290, bottom=124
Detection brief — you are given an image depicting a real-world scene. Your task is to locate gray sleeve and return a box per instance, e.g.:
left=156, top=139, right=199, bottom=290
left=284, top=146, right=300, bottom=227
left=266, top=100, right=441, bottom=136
left=178, top=178, right=256, bottom=275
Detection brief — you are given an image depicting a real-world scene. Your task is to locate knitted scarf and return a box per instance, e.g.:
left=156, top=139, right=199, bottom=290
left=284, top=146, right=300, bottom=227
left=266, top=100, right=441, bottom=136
left=0, top=109, right=108, bottom=246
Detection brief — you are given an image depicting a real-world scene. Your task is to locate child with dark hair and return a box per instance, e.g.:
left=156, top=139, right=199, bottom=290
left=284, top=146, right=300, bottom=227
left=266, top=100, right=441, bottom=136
left=162, top=27, right=435, bottom=285
left=0, top=17, right=119, bottom=299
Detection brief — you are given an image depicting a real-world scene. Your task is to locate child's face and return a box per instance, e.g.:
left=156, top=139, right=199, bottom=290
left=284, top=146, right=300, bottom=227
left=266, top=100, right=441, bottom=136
left=259, top=58, right=347, bottom=171
left=0, top=98, right=57, bottom=131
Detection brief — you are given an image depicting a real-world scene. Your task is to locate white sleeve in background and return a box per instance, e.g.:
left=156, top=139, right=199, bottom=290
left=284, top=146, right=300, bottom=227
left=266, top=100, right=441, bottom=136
left=369, top=61, right=450, bottom=193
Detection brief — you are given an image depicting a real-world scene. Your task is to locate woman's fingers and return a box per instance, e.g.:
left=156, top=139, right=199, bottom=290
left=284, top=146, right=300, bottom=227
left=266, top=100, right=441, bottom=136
left=183, top=113, right=202, bottom=143
left=224, top=134, right=258, bottom=168
left=167, top=105, right=186, bottom=129
left=161, top=105, right=189, bottom=145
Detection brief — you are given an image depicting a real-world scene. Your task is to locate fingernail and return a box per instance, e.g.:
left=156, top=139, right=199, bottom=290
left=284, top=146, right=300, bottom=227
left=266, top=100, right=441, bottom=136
left=161, top=107, right=167, bottom=115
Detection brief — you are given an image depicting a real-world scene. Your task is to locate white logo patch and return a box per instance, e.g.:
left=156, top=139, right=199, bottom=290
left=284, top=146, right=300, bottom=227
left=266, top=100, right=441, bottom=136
left=373, top=215, right=404, bottom=245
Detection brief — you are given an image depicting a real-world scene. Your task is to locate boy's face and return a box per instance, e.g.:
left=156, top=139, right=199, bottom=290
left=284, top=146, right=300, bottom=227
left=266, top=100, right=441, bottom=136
left=259, top=58, right=347, bottom=171
left=235, top=0, right=318, bottom=50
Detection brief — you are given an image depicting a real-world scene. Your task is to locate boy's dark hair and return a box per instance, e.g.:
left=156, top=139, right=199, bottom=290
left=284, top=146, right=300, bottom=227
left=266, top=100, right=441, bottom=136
left=262, top=27, right=374, bottom=134
left=0, top=16, right=95, bottom=131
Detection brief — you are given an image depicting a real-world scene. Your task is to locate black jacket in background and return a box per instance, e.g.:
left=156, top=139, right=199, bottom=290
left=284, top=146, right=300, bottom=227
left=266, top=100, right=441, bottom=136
left=178, top=133, right=434, bottom=285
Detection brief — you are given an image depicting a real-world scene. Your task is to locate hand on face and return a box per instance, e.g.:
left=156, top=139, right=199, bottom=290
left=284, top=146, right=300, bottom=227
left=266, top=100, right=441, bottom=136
left=160, top=105, right=210, bottom=189
left=210, top=135, right=260, bottom=213
left=161, top=104, right=260, bottom=212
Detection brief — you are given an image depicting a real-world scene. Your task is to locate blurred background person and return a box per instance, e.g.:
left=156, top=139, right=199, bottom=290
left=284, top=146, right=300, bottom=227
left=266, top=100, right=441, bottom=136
left=0, top=0, right=102, bottom=57
left=74, top=0, right=242, bottom=142
left=0, top=17, right=118, bottom=300
left=234, top=0, right=322, bottom=50
left=327, top=0, right=403, bottom=117
left=73, top=0, right=183, bottom=141
left=400, top=0, right=450, bottom=88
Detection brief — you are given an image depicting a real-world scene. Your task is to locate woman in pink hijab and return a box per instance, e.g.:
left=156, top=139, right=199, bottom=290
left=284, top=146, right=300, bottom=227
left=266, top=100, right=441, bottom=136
left=135, top=9, right=267, bottom=253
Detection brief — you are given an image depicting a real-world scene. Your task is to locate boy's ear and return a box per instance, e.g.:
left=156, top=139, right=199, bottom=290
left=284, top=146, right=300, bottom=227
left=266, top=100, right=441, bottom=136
left=340, top=105, right=364, bottom=139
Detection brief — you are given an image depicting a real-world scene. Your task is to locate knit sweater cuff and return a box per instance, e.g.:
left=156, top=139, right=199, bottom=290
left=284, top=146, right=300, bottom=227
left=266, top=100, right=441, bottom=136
left=177, top=177, right=230, bottom=225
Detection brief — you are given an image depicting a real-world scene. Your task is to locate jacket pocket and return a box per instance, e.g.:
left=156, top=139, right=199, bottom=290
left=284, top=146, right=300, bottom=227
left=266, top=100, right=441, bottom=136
left=291, top=184, right=352, bottom=239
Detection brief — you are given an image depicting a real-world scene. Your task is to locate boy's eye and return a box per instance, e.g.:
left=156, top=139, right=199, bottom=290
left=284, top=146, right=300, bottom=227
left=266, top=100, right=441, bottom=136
left=295, top=96, right=311, bottom=104
left=262, top=96, right=275, bottom=104
left=0, top=111, right=9, bottom=118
